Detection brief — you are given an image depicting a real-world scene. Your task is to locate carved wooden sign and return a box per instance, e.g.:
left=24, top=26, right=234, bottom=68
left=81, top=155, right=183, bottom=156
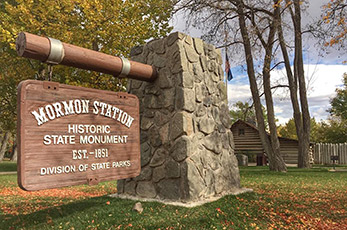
left=17, top=80, right=140, bottom=191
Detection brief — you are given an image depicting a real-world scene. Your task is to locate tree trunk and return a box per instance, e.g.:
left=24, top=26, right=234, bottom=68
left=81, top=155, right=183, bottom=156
left=277, top=3, right=305, bottom=167
left=237, top=1, right=286, bottom=172
left=10, top=142, right=17, bottom=162
left=293, top=0, right=311, bottom=168
left=0, top=132, right=11, bottom=161
left=262, top=3, right=287, bottom=171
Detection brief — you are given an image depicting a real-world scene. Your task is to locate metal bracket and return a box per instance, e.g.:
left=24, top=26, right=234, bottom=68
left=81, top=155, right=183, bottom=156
left=119, top=57, right=131, bottom=77
left=46, top=37, right=65, bottom=65
left=43, top=81, right=59, bottom=90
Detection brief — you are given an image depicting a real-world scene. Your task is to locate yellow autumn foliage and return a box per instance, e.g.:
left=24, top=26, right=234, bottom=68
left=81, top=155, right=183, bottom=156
left=0, top=0, right=174, bottom=132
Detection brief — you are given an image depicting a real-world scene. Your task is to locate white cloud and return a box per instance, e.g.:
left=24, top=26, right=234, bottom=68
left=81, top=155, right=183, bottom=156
left=274, top=105, right=283, bottom=114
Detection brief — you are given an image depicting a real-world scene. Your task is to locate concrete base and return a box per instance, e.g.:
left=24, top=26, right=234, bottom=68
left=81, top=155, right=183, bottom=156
left=110, top=187, right=253, bottom=208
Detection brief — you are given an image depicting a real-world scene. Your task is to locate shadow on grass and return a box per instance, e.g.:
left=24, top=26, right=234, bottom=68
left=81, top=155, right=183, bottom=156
left=1, top=192, right=261, bottom=230
left=1, top=196, right=135, bottom=229
left=0, top=161, right=17, bottom=172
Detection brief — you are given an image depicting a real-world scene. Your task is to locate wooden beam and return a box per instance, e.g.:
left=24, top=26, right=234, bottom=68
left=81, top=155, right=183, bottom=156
left=16, top=32, right=157, bottom=82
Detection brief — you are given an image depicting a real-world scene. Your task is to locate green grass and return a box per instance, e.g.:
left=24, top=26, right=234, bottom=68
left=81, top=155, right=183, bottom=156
left=0, top=161, right=17, bottom=172
left=0, top=166, right=346, bottom=230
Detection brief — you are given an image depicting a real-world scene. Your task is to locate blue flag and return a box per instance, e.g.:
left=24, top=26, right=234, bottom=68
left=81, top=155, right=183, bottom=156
left=225, top=53, right=233, bottom=81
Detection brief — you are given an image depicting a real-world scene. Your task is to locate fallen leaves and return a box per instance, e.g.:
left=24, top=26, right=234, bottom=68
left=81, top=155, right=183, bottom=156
left=0, top=183, right=117, bottom=215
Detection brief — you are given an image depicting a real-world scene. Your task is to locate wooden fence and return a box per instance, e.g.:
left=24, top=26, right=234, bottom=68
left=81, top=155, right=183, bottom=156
left=314, top=143, right=347, bottom=165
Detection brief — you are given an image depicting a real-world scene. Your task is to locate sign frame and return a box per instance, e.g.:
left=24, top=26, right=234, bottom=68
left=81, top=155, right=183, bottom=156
left=17, top=80, right=140, bottom=191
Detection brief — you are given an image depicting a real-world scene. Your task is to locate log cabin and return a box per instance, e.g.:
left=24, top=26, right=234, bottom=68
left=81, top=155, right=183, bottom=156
left=231, top=120, right=299, bottom=165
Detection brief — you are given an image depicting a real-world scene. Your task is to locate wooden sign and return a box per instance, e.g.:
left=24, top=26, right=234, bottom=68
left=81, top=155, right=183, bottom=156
left=330, top=155, right=339, bottom=161
left=17, top=80, right=140, bottom=191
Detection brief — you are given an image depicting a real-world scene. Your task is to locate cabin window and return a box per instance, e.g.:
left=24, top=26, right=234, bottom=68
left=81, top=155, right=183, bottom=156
left=238, top=128, right=245, bottom=136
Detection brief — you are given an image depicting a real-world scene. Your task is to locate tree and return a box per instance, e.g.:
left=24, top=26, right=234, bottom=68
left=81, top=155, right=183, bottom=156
left=320, top=73, right=347, bottom=143
left=230, top=101, right=256, bottom=124
left=278, top=117, right=324, bottom=143
left=319, top=119, right=347, bottom=143
left=278, top=119, right=297, bottom=140
left=320, top=0, right=346, bottom=49
left=275, top=0, right=311, bottom=168
left=0, top=0, right=174, bottom=160
left=329, top=73, right=347, bottom=120
left=230, top=101, right=268, bottom=128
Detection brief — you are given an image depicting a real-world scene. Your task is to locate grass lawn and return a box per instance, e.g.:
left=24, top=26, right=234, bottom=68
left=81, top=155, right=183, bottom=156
left=0, top=161, right=17, bottom=172
left=0, top=164, right=346, bottom=230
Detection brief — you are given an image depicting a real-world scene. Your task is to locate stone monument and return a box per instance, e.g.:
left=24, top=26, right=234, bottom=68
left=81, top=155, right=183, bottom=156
left=117, top=32, right=241, bottom=203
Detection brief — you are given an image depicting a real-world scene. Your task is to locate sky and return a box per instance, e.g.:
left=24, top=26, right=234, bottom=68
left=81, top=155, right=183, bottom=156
left=171, top=0, right=347, bottom=125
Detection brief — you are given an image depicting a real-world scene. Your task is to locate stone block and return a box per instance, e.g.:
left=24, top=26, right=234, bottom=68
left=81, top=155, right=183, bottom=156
left=217, top=81, right=227, bottom=101
left=195, top=104, right=206, bottom=117
left=211, top=106, right=221, bottom=124
left=180, top=71, right=194, bottom=89
left=216, top=48, right=223, bottom=64
left=144, top=95, right=159, bottom=109
left=170, top=112, right=193, bottom=140
left=166, top=159, right=180, bottom=178
left=154, top=111, right=171, bottom=126
left=159, top=123, right=170, bottom=145
left=167, top=32, right=185, bottom=47
left=130, top=80, right=143, bottom=89
left=148, top=126, right=162, bottom=147
left=203, top=132, right=223, bottom=154
left=158, top=179, right=181, bottom=200
left=150, top=148, right=167, bottom=167
left=204, top=168, right=215, bottom=196
left=198, top=117, right=215, bottom=135
left=200, top=149, right=220, bottom=170
left=176, top=87, right=196, bottom=112
left=145, top=84, right=161, bottom=96
left=161, top=88, right=176, bottom=111
left=150, top=39, right=165, bottom=54
left=140, top=143, right=151, bottom=167
left=170, top=135, right=192, bottom=162
left=171, top=51, right=188, bottom=74
left=124, top=180, right=136, bottom=196
left=214, top=168, right=225, bottom=194
left=140, top=130, right=148, bottom=144
left=185, top=35, right=193, bottom=45
left=153, top=54, right=166, bottom=68
left=236, top=154, right=248, bottom=166
left=153, top=164, right=166, bottom=182
left=141, top=117, right=153, bottom=131
left=220, top=103, right=232, bottom=129
left=228, top=131, right=235, bottom=149
left=195, top=84, right=203, bottom=102
left=184, top=43, right=199, bottom=63
left=143, top=109, right=155, bottom=118
left=186, top=159, right=205, bottom=200
left=193, top=38, right=204, bottom=55
left=136, top=181, right=156, bottom=198
left=203, top=96, right=213, bottom=107
left=136, top=166, right=152, bottom=181
left=117, top=180, right=124, bottom=193
left=158, top=68, right=173, bottom=89
left=130, top=45, right=143, bottom=56
left=200, top=56, right=208, bottom=72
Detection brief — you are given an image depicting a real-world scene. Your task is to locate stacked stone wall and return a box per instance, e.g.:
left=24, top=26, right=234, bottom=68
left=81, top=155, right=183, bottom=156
left=117, top=32, right=240, bottom=202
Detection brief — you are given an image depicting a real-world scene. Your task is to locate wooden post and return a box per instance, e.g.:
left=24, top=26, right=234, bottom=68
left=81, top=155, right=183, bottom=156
left=16, top=32, right=157, bottom=82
